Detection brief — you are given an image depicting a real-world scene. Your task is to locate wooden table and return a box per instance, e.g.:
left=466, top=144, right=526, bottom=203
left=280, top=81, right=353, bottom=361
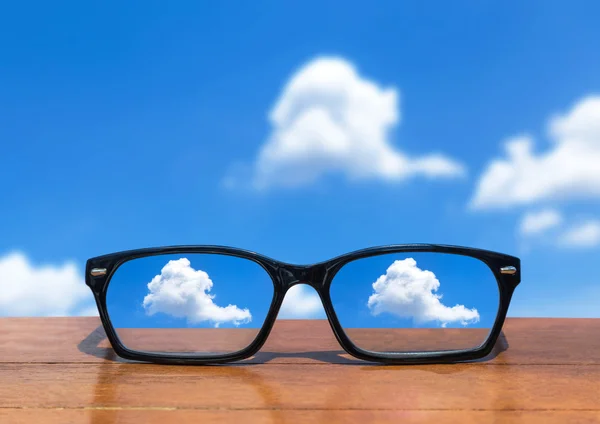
left=1, top=317, right=599, bottom=423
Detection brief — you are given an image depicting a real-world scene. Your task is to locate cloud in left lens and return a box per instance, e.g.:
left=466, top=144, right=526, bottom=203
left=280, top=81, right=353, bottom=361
left=142, top=258, right=252, bottom=327
left=367, top=258, right=480, bottom=327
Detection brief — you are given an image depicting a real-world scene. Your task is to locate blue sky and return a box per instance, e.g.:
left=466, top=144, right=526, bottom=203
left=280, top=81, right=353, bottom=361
left=1, top=1, right=600, bottom=323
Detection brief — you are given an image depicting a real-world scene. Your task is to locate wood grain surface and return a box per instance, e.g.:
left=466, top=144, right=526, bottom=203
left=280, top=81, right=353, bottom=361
left=1, top=317, right=599, bottom=423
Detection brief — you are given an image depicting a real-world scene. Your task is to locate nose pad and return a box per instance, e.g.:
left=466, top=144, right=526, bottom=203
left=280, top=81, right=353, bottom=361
left=278, top=283, right=325, bottom=319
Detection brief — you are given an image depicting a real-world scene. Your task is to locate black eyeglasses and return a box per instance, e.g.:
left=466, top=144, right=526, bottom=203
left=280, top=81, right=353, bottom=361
left=85, top=244, right=521, bottom=365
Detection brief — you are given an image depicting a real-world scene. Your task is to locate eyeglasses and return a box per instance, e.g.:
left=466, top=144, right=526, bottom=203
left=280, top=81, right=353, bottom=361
left=86, top=244, right=521, bottom=365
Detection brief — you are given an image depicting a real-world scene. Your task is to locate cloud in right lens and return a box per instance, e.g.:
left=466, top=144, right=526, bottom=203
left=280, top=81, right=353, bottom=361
left=367, top=258, right=480, bottom=327
left=142, top=258, right=252, bottom=327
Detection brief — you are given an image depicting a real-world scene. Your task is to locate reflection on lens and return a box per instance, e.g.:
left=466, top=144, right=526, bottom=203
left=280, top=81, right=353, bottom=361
left=106, top=253, right=274, bottom=355
left=330, top=252, right=499, bottom=353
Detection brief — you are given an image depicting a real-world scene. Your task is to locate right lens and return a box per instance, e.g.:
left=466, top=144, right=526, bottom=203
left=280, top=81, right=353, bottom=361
left=106, top=253, right=274, bottom=356
left=330, top=252, right=500, bottom=353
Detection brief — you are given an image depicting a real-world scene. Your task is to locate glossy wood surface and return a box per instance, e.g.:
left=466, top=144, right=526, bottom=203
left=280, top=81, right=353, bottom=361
left=1, top=317, right=599, bottom=423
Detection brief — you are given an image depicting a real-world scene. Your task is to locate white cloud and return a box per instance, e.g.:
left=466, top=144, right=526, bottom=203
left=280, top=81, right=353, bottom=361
left=471, top=95, right=600, bottom=209
left=558, top=220, right=600, bottom=248
left=77, top=305, right=100, bottom=317
left=232, top=56, right=465, bottom=190
left=519, top=209, right=563, bottom=236
left=0, top=251, right=95, bottom=317
left=367, top=258, right=480, bottom=327
left=142, top=258, right=251, bottom=327
left=278, top=284, right=323, bottom=319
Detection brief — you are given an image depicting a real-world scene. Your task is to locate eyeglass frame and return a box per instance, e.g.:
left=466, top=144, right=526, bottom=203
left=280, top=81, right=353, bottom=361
left=85, top=244, right=521, bottom=365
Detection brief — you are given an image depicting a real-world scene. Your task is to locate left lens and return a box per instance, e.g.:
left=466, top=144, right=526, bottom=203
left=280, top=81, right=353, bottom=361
left=329, top=252, right=500, bottom=354
left=106, top=253, right=274, bottom=356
